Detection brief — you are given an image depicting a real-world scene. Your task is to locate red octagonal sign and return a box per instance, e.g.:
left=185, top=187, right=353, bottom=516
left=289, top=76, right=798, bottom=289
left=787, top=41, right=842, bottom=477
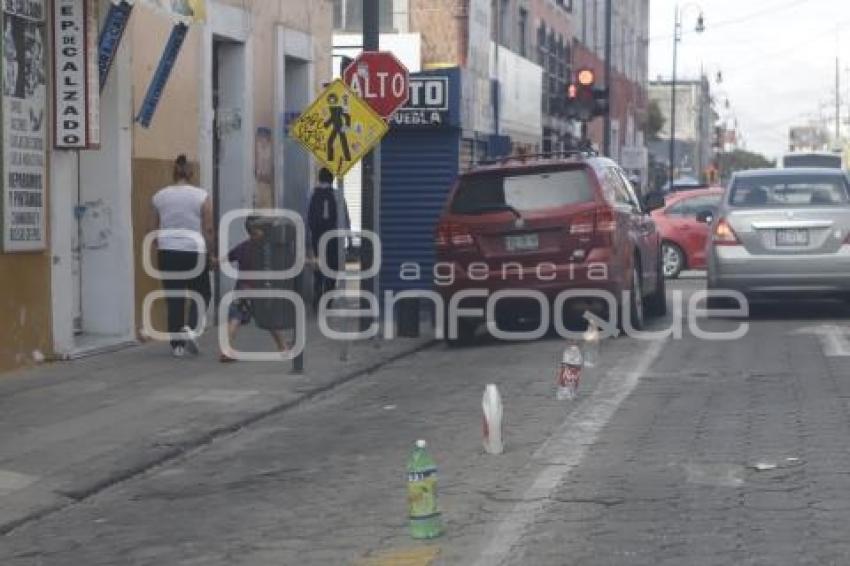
left=343, top=51, right=410, bottom=120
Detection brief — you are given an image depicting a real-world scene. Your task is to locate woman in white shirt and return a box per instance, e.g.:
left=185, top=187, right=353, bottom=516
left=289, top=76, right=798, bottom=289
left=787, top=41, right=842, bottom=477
left=151, top=155, right=214, bottom=357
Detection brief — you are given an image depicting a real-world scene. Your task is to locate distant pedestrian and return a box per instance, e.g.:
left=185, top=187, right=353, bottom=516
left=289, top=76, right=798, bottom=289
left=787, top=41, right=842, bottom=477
left=307, top=168, right=350, bottom=307
left=151, top=154, right=213, bottom=358
left=219, top=217, right=290, bottom=363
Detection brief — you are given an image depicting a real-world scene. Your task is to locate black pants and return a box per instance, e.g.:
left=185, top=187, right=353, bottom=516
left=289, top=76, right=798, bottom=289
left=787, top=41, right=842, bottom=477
left=311, top=236, right=342, bottom=307
left=158, top=250, right=211, bottom=348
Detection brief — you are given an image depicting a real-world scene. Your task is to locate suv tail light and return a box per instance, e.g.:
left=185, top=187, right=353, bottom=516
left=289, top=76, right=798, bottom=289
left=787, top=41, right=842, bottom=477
left=569, top=207, right=617, bottom=236
left=595, top=207, right=618, bottom=233
left=713, top=218, right=740, bottom=245
left=436, top=222, right=475, bottom=250
left=570, top=211, right=595, bottom=235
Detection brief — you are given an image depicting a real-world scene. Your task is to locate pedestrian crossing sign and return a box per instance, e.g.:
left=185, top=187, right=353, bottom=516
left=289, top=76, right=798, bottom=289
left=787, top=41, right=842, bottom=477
left=290, top=80, right=389, bottom=178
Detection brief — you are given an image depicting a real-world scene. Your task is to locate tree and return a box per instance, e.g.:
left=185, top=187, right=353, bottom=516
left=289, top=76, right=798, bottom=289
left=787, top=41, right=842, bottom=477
left=644, top=99, right=665, bottom=141
left=717, top=149, right=775, bottom=181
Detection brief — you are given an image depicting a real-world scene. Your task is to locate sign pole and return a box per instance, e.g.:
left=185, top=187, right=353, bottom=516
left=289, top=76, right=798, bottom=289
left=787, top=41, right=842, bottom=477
left=361, top=0, right=379, bottom=333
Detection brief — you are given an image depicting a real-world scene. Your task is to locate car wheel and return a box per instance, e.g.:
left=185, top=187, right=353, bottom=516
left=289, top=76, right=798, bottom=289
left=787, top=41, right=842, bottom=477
left=444, top=316, right=477, bottom=348
left=646, top=255, right=668, bottom=317
left=621, top=263, right=645, bottom=332
left=661, top=242, right=685, bottom=279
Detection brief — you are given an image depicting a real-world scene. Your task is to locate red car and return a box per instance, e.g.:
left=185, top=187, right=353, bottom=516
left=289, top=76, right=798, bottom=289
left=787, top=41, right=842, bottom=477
left=651, top=187, right=725, bottom=278
left=434, top=154, right=667, bottom=345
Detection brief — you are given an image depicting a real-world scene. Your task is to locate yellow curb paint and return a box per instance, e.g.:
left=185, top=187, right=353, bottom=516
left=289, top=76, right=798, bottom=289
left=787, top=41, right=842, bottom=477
left=356, top=545, right=440, bottom=566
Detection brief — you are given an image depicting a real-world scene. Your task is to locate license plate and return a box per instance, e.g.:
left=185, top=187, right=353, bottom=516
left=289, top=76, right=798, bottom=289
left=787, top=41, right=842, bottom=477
left=776, top=229, right=809, bottom=246
left=505, top=233, right=539, bottom=251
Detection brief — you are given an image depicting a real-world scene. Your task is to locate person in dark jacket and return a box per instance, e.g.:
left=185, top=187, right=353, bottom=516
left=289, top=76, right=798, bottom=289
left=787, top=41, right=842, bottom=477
left=307, top=168, right=350, bottom=307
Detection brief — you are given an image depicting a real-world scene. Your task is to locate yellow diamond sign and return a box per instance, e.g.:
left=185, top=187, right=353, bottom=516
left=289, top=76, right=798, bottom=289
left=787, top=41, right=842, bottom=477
left=290, top=80, right=389, bottom=178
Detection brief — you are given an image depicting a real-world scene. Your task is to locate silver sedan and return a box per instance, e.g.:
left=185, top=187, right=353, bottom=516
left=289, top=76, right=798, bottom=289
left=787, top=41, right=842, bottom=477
left=704, top=168, right=850, bottom=300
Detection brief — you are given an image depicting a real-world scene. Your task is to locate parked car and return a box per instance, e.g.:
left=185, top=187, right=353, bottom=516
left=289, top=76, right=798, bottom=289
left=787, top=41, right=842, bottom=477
left=702, top=168, right=850, bottom=303
left=652, top=187, right=725, bottom=278
left=434, top=153, right=667, bottom=345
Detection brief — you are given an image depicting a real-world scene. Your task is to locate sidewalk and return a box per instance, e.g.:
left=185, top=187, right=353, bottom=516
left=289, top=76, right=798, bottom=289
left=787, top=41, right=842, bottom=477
left=0, top=317, right=434, bottom=534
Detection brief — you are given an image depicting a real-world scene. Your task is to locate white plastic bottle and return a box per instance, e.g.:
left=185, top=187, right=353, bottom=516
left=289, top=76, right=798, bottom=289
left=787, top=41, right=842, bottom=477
left=482, top=384, right=504, bottom=455
left=556, top=345, right=584, bottom=401
left=582, top=320, right=600, bottom=368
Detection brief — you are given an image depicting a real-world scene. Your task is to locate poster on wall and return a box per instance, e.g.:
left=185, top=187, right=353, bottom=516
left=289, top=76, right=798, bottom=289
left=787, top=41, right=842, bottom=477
left=53, top=0, right=100, bottom=149
left=2, top=0, right=48, bottom=252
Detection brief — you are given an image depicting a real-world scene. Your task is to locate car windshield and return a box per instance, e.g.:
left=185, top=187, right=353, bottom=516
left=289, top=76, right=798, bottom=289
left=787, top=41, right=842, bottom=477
left=451, top=169, right=594, bottom=214
left=729, top=175, right=850, bottom=207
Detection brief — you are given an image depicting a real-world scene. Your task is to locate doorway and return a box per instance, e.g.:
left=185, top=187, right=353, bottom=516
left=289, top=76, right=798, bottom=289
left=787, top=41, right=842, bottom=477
left=211, top=38, right=247, bottom=319
left=283, top=56, right=310, bottom=214
left=57, top=0, right=134, bottom=354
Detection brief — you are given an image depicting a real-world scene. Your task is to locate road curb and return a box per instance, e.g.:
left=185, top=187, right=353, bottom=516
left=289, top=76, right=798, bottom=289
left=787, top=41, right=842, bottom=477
left=0, top=338, right=437, bottom=537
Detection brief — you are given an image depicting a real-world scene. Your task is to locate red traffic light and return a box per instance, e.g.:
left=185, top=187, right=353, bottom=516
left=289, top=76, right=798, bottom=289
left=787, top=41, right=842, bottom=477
left=577, top=68, right=595, bottom=87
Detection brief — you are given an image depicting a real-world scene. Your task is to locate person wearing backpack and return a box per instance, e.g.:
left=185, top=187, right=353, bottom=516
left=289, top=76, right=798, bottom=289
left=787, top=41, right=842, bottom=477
left=307, top=168, right=350, bottom=308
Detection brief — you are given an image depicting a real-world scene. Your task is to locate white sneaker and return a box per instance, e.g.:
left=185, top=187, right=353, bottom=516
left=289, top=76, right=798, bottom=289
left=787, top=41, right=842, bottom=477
left=172, top=345, right=185, bottom=358
left=182, top=326, right=199, bottom=355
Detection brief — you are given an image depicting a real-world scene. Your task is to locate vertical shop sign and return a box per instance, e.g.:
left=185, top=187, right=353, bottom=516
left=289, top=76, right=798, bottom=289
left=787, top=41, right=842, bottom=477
left=2, top=0, right=47, bottom=252
left=135, top=21, right=187, bottom=128
left=53, top=0, right=100, bottom=149
left=97, top=0, right=133, bottom=90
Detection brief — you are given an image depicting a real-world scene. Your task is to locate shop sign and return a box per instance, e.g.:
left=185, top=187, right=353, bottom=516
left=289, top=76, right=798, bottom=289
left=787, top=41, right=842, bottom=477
left=53, top=0, right=100, bottom=149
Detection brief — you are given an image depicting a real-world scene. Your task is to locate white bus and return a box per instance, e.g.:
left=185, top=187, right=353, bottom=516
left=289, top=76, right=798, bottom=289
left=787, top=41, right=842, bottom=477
left=781, top=151, right=843, bottom=169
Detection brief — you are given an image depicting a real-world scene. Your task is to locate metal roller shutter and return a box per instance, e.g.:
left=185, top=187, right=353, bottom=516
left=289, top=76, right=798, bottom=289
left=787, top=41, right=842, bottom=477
left=380, top=129, right=460, bottom=292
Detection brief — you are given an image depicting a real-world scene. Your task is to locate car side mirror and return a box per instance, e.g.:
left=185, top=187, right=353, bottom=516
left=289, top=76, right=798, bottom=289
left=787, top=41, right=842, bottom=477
left=696, top=209, right=714, bottom=224
left=643, top=192, right=665, bottom=212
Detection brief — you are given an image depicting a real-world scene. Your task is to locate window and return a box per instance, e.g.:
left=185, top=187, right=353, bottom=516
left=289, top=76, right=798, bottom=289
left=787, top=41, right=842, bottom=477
left=451, top=169, right=595, bottom=214
left=499, top=0, right=510, bottom=47
left=331, top=0, right=397, bottom=33
left=666, top=195, right=722, bottom=216
left=518, top=8, right=528, bottom=57
left=730, top=175, right=850, bottom=207
left=602, top=168, right=639, bottom=209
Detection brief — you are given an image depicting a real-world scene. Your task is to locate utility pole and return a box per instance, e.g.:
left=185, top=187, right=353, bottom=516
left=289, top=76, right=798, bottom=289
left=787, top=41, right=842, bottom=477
left=836, top=56, right=841, bottom=147
left=669, top=5, right=679, bottom=186
left=603, top=0, right=612, bottom=156
left=361, top=0, right=379, bottom=331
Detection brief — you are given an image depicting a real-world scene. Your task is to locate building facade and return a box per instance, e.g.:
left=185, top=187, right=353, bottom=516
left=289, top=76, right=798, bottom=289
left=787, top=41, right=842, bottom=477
left=648, top=76, right=715, bottom=181
left=571, top=0, right=649, bottom=172
left=1, top=0, right=332, bottom=373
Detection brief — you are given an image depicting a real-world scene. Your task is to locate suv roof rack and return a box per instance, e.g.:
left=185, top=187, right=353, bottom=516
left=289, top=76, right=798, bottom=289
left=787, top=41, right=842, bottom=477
left=473, top=149, right=598, bottom=168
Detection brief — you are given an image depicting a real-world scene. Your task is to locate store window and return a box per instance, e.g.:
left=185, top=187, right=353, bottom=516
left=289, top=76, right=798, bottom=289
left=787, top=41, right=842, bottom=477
left=331, top=0, right=399, bottom=33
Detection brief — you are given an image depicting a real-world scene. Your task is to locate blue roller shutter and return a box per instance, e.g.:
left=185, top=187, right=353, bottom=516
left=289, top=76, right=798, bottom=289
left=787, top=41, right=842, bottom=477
left=380, top=129, right=460, bottom=292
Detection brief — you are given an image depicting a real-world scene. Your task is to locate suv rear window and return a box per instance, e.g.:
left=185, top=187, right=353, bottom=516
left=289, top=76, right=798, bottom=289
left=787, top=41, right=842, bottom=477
left=451, top=169, right=594, bottom=214
left=729, top=175, right=850, bottom=207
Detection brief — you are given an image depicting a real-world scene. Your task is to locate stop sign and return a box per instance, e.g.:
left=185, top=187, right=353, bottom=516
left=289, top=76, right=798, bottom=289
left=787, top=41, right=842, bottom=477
left=343, top=51, right=410, bottom=120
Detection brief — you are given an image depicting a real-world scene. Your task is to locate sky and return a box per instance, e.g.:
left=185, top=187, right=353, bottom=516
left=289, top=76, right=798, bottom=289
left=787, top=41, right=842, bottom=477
left=649, top=0, right=850, bottom=159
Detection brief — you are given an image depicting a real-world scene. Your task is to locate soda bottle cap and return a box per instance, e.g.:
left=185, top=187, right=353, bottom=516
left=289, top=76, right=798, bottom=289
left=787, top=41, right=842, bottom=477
left=562, top=345, right=583, bottom=365
left=416, top=439, right=427, bottom=449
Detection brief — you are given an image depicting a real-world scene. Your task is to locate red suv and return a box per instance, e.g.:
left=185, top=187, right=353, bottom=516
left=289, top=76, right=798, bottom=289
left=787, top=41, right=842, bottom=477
left=435, top=154, right=667, bottom=345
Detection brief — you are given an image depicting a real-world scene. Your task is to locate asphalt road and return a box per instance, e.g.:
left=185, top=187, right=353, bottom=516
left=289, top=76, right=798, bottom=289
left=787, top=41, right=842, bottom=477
left=4, top=275, right=850, bottom=565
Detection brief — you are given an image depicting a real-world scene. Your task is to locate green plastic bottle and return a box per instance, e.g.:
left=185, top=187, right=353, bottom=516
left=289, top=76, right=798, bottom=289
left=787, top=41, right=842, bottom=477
left=407, top=439, right=443, bottom=539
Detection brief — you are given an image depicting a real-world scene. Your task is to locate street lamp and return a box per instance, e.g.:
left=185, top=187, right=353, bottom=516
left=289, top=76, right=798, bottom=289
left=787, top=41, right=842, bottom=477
left=669, top=3, right=705, bottom=187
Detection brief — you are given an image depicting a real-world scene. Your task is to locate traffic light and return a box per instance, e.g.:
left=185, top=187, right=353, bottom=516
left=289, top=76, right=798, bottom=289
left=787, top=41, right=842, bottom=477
left=713, top=126, right=723, bottom=149
left=566, top=68, right=609, bottom=121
